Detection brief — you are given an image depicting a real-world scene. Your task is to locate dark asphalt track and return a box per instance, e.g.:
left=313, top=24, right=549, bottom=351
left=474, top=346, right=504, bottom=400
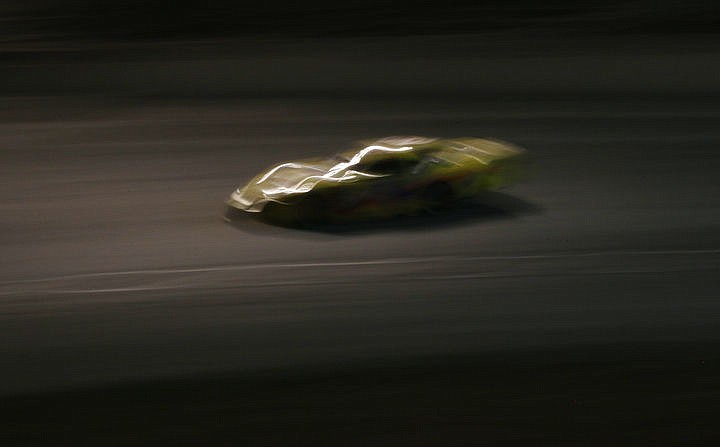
left=1, top=36, right=720, bottom=445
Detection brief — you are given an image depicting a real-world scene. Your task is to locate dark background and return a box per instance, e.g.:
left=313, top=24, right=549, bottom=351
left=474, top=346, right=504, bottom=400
left=1, top=2, right=720, bottom=446
left=3, top=1, right=720, bottom=41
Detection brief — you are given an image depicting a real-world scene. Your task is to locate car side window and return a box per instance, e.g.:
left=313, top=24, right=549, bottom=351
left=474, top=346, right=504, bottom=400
left=411, top=156, right=442, bottom=174
left=364, top=158, right=419, bottom=175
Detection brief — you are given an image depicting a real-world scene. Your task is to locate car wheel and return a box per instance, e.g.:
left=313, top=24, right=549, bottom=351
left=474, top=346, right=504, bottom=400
left=421, top=182, right=453, bottom=211
left=298, top=193, right=329, bottom=224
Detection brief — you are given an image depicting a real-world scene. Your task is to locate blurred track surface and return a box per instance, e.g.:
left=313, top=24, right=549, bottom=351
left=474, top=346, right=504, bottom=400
left=1, top=37, right=720, bottom=445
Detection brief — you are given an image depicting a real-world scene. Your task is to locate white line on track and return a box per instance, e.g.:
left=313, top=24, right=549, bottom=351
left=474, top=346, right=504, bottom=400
left=1, top=248, right=719, bottom=289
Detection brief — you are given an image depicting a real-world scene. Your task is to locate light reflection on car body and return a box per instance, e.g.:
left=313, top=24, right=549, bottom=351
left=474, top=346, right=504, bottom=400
left=225, top=136, right=526, bottom=223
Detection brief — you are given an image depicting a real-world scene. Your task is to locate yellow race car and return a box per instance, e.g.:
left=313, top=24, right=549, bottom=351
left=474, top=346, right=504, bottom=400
left=225, top=136, right=525, bottom=224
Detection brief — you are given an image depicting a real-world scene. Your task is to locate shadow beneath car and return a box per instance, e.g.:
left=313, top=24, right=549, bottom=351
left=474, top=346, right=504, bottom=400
left=225, top=191, right=541, bottom=237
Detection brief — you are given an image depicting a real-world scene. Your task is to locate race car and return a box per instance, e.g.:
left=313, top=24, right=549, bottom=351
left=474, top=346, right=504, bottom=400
left=225, top=136, right=525, bottom=224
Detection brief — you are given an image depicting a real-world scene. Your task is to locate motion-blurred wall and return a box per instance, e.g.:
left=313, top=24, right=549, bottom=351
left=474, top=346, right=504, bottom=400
left=1, top=1, right=719, bottom=97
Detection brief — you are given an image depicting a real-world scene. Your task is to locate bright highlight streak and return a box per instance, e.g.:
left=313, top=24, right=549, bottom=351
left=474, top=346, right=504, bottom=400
left=256, top=145, right=415, bottom=197
left=256, top=162, right=325, bottom=184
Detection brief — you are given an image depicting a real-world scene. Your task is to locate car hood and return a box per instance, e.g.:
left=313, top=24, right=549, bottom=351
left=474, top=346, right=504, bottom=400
left=229, top=157, right=342, bottom=211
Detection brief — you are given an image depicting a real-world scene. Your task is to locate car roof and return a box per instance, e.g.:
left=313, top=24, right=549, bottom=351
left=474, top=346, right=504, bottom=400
left=335, top=136, right=442, bottom=160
